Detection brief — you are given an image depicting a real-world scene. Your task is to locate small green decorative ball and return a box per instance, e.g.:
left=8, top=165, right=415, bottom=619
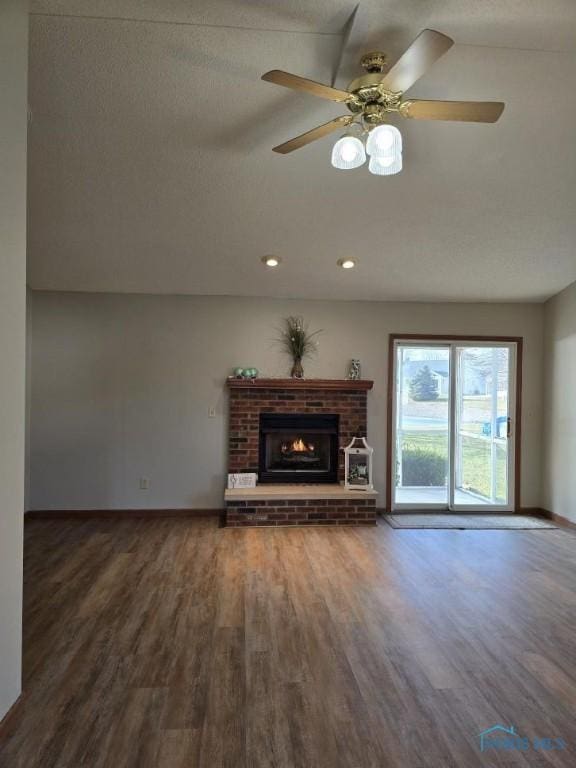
left=233, top=367, right=244, bottom=378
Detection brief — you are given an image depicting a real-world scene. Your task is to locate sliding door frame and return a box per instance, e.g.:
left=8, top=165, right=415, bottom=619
left=386, top=334, right=523, bottom=513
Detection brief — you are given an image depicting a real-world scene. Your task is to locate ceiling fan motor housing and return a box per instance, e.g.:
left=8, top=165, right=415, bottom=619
left=362, top=102, right=388, bottom=125
left=346, top=52, right=403, bottom=121
left=346, top=76, right=403, bottom=123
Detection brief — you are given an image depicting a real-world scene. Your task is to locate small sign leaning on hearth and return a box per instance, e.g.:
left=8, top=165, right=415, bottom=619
left=344, top=437, right=374, bottom=491
left=227, top=473, right=257, bottom=489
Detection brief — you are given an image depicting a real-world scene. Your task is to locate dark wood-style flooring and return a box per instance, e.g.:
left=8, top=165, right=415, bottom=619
left=2, top=516, right=576, bottom=767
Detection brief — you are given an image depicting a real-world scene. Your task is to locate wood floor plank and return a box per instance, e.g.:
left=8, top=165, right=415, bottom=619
left=2, top=519, right=576, bottom=767
left=198, top=626, right=246, bottom=768
left=156, top=729, right=201, bottom=768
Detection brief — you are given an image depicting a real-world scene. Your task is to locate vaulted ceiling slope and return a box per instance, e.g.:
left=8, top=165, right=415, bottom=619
left=28, top=0, right=576, bottom=301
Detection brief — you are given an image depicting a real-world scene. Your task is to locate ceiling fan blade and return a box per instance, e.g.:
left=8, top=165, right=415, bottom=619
left=262, top=70, right=351, bottom=102
left=380, top=29, right=454, bottom=93
left=272, top=116, right=354, bottom=154
left=400, top=99, right=505, bottom=123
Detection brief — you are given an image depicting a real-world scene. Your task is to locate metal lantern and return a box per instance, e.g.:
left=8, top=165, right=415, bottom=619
left=344, top=437, right=374, bottom=491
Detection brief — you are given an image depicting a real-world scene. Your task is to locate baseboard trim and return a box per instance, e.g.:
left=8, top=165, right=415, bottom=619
left=0, top=693, right=24, bottom=743
left=519, top=507, right=549, bottom=517
left=26, top=506, right=574, bottom=527
left=535, top=508, right=576, bottom=530
left=25, top=508, right=223, bottom=520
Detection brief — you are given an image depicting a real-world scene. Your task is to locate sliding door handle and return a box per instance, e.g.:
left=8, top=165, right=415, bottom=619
left=507, top=417, right=512, bottom=438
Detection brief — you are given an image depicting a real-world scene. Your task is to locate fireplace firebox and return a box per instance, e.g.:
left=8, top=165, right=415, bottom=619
left=259, top=413, right=339, bottom=483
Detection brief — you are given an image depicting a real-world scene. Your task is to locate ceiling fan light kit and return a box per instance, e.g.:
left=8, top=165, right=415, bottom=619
left=331, top=124, right=366, bottom=170
left=366, top=124, right=402, bottom=158
left=367, top=123, right=403, bottom=175
left=331, top=123, right=403, bottom=175
left=262, top=29, right=504, bottom=177
left=369, top=153, right=403, bottom=176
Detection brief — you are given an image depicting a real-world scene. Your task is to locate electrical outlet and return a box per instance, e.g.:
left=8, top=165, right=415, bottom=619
left=139, top=477, right=149, bottom=490
left=208, top=407, right=216, bottom=418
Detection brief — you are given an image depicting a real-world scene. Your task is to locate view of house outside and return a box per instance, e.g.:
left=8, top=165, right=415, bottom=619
left=396, top=347, right=509, bottom=503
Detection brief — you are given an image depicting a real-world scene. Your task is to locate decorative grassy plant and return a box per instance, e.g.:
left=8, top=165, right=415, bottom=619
left=277, top=316, right=322, bottom=379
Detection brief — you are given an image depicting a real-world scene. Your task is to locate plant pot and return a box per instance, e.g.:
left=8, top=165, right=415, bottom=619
left=291, top=358, right=304, bottom=379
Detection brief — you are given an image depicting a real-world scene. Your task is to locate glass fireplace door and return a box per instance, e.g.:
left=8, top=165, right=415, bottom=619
left=265, top=430, right=332, bottom=474
left=259, top=413, right=339, bottom=483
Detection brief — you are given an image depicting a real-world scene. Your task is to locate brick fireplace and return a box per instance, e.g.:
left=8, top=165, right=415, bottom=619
left=228, top=378, right=372, bottom=482
left=225, top=378, right=377, bottom=527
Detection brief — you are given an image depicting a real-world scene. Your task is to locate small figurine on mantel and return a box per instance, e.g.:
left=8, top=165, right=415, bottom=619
left=348, top=359, right=361, bottom=380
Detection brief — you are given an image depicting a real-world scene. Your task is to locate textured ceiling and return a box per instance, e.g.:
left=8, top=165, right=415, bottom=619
left=28, top=0, right=576, bottom=301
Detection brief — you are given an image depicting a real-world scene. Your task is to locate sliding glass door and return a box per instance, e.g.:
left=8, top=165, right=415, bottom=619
left=452, top=346, right=513, bottom=510
left=392, top=339, right=517, bottom=511
left=393, top=344, right=451, bottom=508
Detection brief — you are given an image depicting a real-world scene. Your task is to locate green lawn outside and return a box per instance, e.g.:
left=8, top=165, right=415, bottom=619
left=403, top=395, right=508, bottom=435
left=399, top=430, right=507, bottom=502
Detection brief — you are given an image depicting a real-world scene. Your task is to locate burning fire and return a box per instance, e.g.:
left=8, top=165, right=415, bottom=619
left=281, top=438, right=315, bottom=453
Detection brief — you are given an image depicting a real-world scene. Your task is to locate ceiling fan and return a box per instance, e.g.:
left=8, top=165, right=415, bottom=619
left=261, top=29, right=504, bottom=175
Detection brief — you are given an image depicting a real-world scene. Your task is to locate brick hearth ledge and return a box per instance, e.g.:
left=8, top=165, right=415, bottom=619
left=224, top=484, right=378, bottom=527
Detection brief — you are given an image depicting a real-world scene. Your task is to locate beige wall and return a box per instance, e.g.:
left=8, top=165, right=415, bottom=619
left=0, top=0, right=27, bottom=722
left=29, top=291, right=543, bottom=511
left=542, top=279, right=576, bottom=522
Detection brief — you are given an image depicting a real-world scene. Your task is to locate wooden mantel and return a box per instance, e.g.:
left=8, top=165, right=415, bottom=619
left=226, top=378, right=373, bottom=391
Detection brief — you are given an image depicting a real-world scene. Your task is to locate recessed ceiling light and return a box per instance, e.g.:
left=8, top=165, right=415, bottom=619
left=261, top=255, right=282, bottom=267
left=337, top=258, right=357, bottom=269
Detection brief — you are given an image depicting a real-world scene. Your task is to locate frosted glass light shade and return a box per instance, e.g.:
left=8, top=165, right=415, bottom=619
left=368, top=152, right=403, bottom=176
left=366, top=124, right=402, bottom=158
left=331, top=135, right=366, bottom=170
